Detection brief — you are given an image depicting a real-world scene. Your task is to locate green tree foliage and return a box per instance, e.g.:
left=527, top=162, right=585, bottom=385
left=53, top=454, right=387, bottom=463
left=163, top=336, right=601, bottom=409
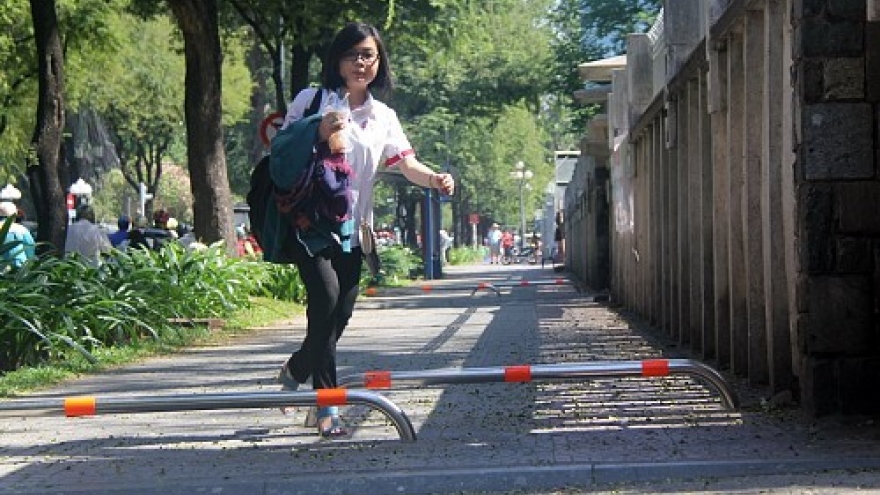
left=67, top=10, right=249, bottom=217
left=0, top=0, right=121, bottom=182
left=223, top=0, right=449, bottom=110
left=548, top=0, right=661, bottom=145
left=0, top=2, right=37, bottom=178
left=579, top=0, right=661, bottom=55
left=385, top=0, right=554, bottom=235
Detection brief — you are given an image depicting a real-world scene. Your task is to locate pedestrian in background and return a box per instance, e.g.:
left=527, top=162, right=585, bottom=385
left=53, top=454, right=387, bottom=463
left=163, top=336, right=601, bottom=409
left=487, top=223, right=502, bottom=264
left=501, top=229, right=514, bottom=257
left=64, top=204, right=110, bottom=266
left=126, top=215, right=151, bottom=251
left=0, top=201, right=35, bottom=269
left=439, top=228, right=453, bottom=264
left=108, top=215, right=130, bottom=249
left=271, top=22, right=454, bottom=438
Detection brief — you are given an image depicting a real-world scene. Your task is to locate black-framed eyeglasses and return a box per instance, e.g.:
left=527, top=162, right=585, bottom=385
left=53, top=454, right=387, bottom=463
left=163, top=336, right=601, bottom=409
left=341, top=50, right=379, bottom=66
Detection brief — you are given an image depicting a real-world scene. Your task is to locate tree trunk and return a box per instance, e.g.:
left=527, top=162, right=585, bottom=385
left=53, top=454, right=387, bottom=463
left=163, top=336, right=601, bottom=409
left=28, top=0, right=67, bottom=254
left=248, top=41, right=270, bottom=165
left=290, top=44, right=312, bottom=99
left=167, top=0, right=234, bottom=249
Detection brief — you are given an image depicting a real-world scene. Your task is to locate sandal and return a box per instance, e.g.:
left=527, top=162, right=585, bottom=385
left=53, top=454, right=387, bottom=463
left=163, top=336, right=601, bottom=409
left=317, top=406, right=348, bottom=438
left=277, top=360, right=300, bottom=415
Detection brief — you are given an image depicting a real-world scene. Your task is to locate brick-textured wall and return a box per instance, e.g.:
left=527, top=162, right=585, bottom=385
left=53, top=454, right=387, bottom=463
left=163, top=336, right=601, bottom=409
left=794, top=0, right=880, bottom=415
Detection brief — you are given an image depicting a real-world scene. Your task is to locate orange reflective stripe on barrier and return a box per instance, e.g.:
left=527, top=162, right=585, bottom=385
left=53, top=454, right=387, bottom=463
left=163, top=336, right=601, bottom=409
left=364, top=371, right=392, bottom=389
left=504, top=365, right=532, bottom=383
left=64, top=396, right=97, bottom=417
left=316, top=388, right=348, bottom=406
left=641, top=359, right=670, bottom=377
left=421, top=285, right=433, bottom=292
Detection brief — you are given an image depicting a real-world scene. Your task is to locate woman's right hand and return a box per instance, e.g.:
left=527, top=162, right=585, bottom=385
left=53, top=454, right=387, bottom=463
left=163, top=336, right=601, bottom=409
left=319, top=111, right=347, bottom=142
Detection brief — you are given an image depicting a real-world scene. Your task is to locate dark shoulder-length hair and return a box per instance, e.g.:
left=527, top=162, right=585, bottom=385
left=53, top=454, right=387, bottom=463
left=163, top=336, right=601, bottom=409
left=321, top=22, right=393, bottom=95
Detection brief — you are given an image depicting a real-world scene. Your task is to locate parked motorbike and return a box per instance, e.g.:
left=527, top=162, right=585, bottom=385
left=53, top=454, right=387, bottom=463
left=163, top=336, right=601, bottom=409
left=500, top=246, right=538, bottom=265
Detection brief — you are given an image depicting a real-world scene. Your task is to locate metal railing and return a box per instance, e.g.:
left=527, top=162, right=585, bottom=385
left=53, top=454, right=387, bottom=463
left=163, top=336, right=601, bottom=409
left=364, top=278, right=578, bottom=297
left=0, top=389, right=416, bottom=442
left=468, top=278, right=578, bottom=296
left=339, top=359, right=738, bottom=411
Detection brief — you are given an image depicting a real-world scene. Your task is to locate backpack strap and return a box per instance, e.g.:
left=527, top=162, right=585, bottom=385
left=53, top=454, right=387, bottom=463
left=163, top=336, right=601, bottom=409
left=304, top=89, right=323, bottom=119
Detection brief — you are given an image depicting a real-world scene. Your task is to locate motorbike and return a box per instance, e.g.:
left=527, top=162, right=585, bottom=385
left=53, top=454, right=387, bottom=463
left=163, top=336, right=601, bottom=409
left=500, top=246, right=538, bottom=265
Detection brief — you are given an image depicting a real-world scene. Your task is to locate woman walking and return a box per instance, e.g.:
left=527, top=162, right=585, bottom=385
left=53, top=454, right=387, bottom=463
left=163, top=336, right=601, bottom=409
left=270, top=22, right=454, bottom=438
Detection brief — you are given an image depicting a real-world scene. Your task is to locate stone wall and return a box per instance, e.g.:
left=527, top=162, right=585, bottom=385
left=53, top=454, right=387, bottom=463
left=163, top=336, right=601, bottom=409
left=791, top=0, right=880, bottom=414
left=579, top=0, right=880, bottom=415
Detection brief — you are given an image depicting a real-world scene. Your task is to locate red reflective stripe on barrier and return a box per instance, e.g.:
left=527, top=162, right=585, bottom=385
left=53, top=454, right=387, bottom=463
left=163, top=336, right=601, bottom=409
left=504, top=365, right=532, bottom=383
left=364, top=371, right=392, bottom=389
left=555, top=279, right=565, bottom=284
left=421, top=285, right=433, bottom=292
left=642, top=359, right=670, bottom=377
left=477, top=282, right=489, bottom=289
left=65, top=397, right=97, bottom=417
left=520, top=280, right=530, bottom=286
left=316, top=388, right=348, bottom=406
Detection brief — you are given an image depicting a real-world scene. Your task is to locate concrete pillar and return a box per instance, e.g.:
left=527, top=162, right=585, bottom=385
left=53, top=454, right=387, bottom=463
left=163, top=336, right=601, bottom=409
left=659, top=117, right=672, bottom=333
left=677, top=91, right=691, bottom=346
left=699, top=72, right=717, bottom=360
left=665, top=0, right=705, bottom=76
left=651, top=122, right=663, bottom=325
left=726, top=27, right=749, bottom=375
left=743, top=7, right=769, bottom=385
left=781, top=0, right=800, bottom=385
left=614, top=69, right=630, bottom=140
left=762, top=0, right=793, bottom=394
left=627, top=34, right=654, bottom=118
left=666, top=97, right=681, bottom=339
left=642, top=138, right=652, bottom=318
left=710, top=42, right=731, bottom=368
left=687, top=79, right=703, bottom=352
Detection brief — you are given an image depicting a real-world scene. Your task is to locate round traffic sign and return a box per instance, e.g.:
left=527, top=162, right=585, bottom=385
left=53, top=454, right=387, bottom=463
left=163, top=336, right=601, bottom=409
left=259, top=111, right=285, bottom=148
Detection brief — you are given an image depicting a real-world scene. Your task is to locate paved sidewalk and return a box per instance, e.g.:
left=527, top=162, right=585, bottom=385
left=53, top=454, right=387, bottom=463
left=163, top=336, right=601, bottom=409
left=1, top=262, right=879, bottom=494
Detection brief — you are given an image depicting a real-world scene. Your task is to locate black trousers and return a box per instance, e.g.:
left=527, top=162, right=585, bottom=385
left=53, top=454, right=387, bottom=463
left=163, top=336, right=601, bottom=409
left=284, top=238, right=362, bottom=389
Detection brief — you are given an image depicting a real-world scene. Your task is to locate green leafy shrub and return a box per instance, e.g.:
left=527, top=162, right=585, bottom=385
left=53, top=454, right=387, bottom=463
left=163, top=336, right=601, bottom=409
left=0, top=242, right=259, bottom=373
left=247, top=261, right=307, bottom=303
left=376, top=245, right=422, bottom=284
left=447, top=246, right=486, bottom=265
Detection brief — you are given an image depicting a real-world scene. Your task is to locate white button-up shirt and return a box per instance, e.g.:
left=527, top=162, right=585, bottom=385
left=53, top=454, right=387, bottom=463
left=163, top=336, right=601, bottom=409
left=65, top=220, right=111, bottom=266
left=281, top=88, right=414, bottom=246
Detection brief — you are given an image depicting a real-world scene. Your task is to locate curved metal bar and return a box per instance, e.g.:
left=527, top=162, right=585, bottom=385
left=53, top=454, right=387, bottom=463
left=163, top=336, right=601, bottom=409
left=339, top=359, right=738, bottom=411
left=0, top=390, right=416, bottom=442
left=489, top=279, right=575, bottom=288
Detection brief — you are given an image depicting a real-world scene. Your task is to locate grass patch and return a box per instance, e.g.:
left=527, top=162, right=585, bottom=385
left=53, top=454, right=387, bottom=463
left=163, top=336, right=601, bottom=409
left=0, top=296, right=302, bottom=398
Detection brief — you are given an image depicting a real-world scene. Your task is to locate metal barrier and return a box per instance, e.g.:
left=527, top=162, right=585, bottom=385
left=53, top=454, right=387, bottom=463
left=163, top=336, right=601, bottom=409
left=489, top=278, right=575, bottom=288
left=0, top=389, right=416, bottom=442
left=464, top=278, right=577, bottom=296
left=339, top=359, right=738, bottom=411
left=364, top=279, right=577, bottom=297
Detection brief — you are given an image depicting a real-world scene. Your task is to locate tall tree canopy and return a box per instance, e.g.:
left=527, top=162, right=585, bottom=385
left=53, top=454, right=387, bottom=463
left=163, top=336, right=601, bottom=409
left=6, top=0, right=663, bottom=250
left=548, top=0, right=661, bottom=145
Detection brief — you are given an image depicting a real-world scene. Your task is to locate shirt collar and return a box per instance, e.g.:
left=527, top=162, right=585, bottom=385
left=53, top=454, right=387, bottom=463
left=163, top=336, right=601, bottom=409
left=338, top=89, right=374, bottom=114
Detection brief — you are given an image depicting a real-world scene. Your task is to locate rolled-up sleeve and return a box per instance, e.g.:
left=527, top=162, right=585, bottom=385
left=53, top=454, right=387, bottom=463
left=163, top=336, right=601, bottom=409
left=381, top=109, right=414, bottom=167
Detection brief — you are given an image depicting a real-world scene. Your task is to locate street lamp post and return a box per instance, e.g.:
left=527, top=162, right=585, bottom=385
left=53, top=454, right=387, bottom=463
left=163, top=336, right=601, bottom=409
left=511, top=161, right=533, bottom=250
